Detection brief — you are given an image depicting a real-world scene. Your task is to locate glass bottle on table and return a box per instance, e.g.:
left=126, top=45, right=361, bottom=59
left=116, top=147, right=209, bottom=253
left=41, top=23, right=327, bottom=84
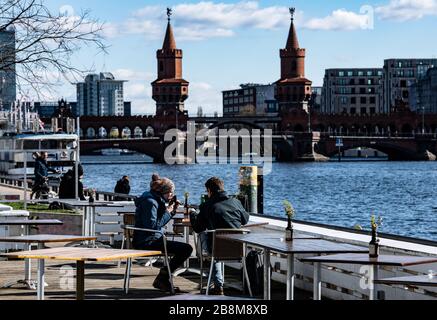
left=285, top=215, right=293, bottom=242
left=369, top=226, right=380, bottom=258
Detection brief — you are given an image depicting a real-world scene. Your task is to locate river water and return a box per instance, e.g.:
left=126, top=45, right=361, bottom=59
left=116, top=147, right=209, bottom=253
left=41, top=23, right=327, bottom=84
left=82, top=155, right=437, bottom=241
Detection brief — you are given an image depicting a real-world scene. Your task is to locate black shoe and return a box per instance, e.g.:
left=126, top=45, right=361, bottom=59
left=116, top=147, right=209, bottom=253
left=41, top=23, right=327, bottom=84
left=208, top=286, right=224, bottom=296
left=153, top=275, right=181, bottom=294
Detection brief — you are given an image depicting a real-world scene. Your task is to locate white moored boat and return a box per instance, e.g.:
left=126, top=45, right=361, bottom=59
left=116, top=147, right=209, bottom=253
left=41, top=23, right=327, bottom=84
left=0, top=132, right=80, bottom=177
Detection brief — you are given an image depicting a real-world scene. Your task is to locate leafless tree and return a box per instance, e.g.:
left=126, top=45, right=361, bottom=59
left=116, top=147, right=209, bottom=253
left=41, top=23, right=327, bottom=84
left=0, top=0, right=107, bottom=101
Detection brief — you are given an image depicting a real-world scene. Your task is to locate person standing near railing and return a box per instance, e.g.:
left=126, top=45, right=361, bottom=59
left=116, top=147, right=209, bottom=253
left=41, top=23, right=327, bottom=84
left=113, top=176, right=130, bottom=201
left=32, top=152, right=60, bottom=198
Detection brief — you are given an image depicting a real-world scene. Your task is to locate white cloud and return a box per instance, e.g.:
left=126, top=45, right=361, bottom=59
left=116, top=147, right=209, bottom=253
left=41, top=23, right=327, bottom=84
left=102, top=1, right=290, bottom=41
left=102, top=1, right=378, bottom=41
left=375, top=0, right=437, bottom=21
left=303, top=9, right=371, bottom=31
left=186, top=81, right=222, bottom=115
left=111, top=69, right=156, bottom=114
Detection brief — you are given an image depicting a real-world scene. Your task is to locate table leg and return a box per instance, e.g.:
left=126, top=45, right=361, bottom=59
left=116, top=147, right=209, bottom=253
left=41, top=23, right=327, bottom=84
left=369, top=265, right=378, bottom=300
left=82, top=207, right=87, bottom=236
left=313, top=262, right=322, bottom=301
left=37, top=259, right=45, bottom=300
left=263, top=249, right=271, bottom=300
left=286, top=254, right=295, bottom=300
left=76, top=261, right=85, bottom=300
left=24, top=243, right=32, bottom=283
left=91, top=207, right=96, bottom=237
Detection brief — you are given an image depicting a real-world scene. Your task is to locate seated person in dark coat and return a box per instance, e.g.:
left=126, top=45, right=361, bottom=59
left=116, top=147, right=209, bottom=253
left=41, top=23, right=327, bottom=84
left=114, top=176, right=131, bottom=200
left=190, top=177, right=250, bottom=295
left=133, top=174, right=193, bottom=293
left=58, top=163, right=86, bottom=200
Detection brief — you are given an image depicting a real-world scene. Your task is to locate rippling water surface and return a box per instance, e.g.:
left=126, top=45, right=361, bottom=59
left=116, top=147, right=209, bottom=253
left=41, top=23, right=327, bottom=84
left=82, top=155, right=437, bottom=241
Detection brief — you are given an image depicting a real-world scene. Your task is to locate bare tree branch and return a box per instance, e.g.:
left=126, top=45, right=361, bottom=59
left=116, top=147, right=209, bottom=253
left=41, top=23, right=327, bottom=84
left=0, top=0, right=108, bottom=102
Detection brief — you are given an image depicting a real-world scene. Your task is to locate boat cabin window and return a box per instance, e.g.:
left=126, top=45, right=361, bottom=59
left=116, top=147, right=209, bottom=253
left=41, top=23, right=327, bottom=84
left=23, top=140, right=39, bottom=150
left=40, top=140, right=59, bottom=150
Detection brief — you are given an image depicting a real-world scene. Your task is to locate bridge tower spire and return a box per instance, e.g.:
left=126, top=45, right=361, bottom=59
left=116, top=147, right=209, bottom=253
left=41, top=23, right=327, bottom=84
left=152, top=8, right=189, bottom=117
left=275, top=7, right=312, bottom=114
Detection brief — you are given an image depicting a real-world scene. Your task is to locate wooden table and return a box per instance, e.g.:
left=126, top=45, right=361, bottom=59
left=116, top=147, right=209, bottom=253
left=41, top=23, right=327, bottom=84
left=374, top=275, right=437, bottom=287
left=0, top=220, right=63, bottom=289
left=301, top=254, right=437, bottom=300
left=218, top=233, right=368, bottom=300
left=1, top=247, right=161, bottom=300
left=0, top=235, right=97, bottom=290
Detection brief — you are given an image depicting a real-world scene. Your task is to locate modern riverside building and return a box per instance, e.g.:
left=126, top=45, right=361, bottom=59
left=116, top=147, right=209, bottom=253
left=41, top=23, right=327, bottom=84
left=322, top=68, right=384, bottom=115
left=0, top=27, right=16, bottom=110
left=275, top=8, right=312, bottom=113
left=151, top=9, right=189, bottom=117
left=383, top=58, right=437, bottom=113
left=410, top=67, right=437, bottom=114
left=76, top=72, right=126, bottom=116
left=222, top=83, right=277, bottom=116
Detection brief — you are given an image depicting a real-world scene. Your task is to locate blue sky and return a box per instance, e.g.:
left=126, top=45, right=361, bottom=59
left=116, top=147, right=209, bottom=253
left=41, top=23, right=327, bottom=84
left=40, top=0, right=437, bottom=115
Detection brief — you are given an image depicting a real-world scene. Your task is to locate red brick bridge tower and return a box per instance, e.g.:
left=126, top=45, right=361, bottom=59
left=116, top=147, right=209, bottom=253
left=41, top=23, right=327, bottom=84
left=275, top=8, right=312, bottom=114
left=151, top=8, right=189, bottom=117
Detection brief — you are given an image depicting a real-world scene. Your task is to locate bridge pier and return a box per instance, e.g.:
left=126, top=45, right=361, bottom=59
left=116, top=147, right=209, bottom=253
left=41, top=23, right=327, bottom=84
left=275, top=132, right=330, bottom=162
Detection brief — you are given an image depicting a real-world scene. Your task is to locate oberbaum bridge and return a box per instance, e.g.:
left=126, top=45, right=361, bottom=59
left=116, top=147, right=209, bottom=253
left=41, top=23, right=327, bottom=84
left=70, top=9, right=437, bottom=163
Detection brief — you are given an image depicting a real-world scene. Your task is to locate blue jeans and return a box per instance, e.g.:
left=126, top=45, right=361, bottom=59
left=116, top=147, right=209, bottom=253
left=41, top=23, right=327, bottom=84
left=200, top=233, right=224, bottom=288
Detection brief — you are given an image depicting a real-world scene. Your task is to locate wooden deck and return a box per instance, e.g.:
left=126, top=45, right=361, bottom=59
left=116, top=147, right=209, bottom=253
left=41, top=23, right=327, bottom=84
left=0, top=244, right=312, bottom=300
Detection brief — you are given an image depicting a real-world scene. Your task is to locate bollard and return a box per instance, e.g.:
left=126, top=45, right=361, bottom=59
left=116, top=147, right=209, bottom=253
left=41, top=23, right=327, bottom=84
left=257, top=169, right=264, bottom=214
left=239, top=166, right=258, bottom=214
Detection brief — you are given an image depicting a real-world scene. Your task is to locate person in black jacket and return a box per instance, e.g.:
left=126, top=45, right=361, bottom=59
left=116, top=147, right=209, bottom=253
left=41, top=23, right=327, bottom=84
left=33, top=152, right=59, bottom=188
left=114, top=176, right=130, bottom=200
left=190, top=177, right=250, bottom=295
left=58, top=163, right=86, bottom=200
left=133, top=174, right=193, bottom=293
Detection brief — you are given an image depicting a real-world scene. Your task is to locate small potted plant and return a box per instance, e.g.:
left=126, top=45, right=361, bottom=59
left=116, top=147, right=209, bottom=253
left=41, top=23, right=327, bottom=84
left=369, top=215, right=383, bottom=258
left=283, top=200, right=296, bottom=242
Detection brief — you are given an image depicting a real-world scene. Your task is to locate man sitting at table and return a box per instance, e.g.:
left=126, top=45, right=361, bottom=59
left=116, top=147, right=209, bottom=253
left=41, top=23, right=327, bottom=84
left=133, top=174, right=193, bottom=293
left=190, top=177, right=250, bottom=295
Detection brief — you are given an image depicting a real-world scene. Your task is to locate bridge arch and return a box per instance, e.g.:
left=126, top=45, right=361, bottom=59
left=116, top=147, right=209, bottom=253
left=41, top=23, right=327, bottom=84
left=86, top=127, right=96, bottom=138
left=98, top=127, right=108, bottom=138
left=145, top=125, right=155, bottom=137
left=109, top=126, right=120, bottom=139
left=121, top=127, right=132, bottom=139
left=321, top=140, right=419, bottom=161
left=80, top=138, right=164, bottom=162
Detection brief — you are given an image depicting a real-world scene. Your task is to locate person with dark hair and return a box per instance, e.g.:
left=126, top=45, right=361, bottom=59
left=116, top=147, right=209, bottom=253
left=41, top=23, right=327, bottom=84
left=114, top=176, right=130, bottom=200
left=32, top=152, right=59, bottom=196
left=133, top=173, right=193, bottom=293
left=58, top=163, right=85, bottom=200
left=190, top=177, right=250, bottom=295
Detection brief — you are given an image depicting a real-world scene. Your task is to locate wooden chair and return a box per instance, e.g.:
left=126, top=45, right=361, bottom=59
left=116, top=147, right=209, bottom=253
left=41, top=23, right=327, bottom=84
left=197, top=229, right=253, bottom=297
